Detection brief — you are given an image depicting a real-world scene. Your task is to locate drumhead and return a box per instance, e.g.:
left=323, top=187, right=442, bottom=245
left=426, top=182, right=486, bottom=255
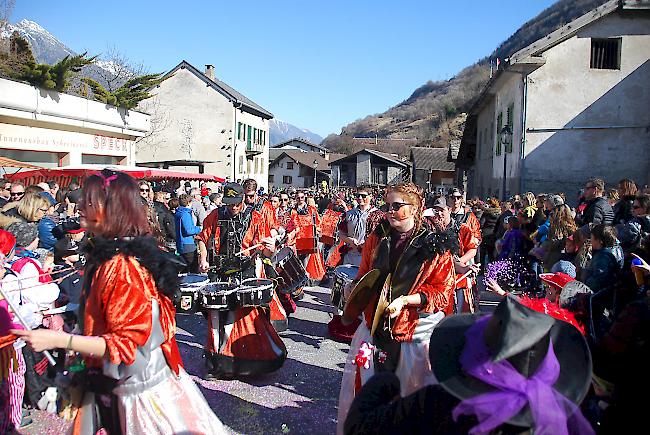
left=179, top=273, right=210, bottom=287
left=335, top=265, right=359, bottom=280
left=201, top=281, right=238, bottom=294
left=239, top=278, right=274, bottom=291
left=275, top=246, right=294, bottom=264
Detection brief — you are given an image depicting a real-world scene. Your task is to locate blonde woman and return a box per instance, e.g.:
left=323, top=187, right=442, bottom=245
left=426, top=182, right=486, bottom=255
left=337, top=182, right=456, bottom=433
left=1, top=191, right=50, bottom=228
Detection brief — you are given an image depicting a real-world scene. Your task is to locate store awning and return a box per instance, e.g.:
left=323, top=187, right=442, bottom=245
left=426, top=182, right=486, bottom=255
left=0, top=156, right=44, bottom=172
left=6, top=164, right=225, bottom=187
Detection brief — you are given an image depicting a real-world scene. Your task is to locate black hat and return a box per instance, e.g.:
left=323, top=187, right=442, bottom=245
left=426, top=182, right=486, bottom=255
left=222, top=182, right=244, bottom=205
left=429, top=295, right=591, bottom=428
left=54, top=238, right=79, bottom=263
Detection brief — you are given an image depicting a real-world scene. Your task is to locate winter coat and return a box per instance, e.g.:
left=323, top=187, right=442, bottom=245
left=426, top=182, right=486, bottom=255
left=153, top=201, right=176, bottom=245
left=37, top=216, right=58, bottom=251
left=498, top=229, right=528, bottom=260
left=613, top=195, right=635, bottom=225
left=581, top=196, right=614, bottom=226
left=582, top=245, right=624, bottom=292
left=174, top=206, right=201, bottom=254
left=479, top=207, right=500, bottom=245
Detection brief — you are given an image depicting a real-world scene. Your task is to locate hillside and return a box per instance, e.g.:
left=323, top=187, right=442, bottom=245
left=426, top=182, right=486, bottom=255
left=322, top=0, right=608, bottom=156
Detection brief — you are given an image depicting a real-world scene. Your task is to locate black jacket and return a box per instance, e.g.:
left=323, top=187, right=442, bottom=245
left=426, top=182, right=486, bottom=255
left=581, top=196, right=614, bottom=226
left=479, top=207, right=500, bottom=243
left=153, top=201, right=176, bottom=244
left=613, top=195, right=635, bottom=225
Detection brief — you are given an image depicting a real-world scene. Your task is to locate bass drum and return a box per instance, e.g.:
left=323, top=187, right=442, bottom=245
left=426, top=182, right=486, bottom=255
left=274, top=247, right=309, bottom=294
left=177, top=273, right=209, bottom=314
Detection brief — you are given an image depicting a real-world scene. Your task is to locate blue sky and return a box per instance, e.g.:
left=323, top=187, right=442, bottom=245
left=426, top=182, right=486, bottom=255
left=13, top=0, right=556, bottom=138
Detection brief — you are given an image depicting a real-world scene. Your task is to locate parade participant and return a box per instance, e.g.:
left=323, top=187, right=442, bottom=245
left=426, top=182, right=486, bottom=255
left=428, top=197, right=481, bottom=313
left=344, top=295, right=594, bottom=435
left=196, top=182, right=287, bottom=379
left=12, top=170, right=225, bottom=434
left=337, top=187, right=377, bottom=267
left=292, top=190, right=326, bottom=281
left=447, top=187, right=482, bottom=243
left=337, top=183, right=456, bottom=434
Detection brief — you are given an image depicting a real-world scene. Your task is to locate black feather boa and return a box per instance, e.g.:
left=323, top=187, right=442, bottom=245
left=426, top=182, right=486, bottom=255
left=82, top=236, right=181, bottom=304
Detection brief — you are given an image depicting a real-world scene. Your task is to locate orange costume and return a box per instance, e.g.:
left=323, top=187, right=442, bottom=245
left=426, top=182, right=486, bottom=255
left=453, top=215, right=481, bottom=314
left=291, top=205, right=326, bottom=280
left=73, top=237, right=224, bottom=434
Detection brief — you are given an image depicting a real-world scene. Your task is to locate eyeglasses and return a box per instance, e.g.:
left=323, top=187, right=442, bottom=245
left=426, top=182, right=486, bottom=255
left=245, top=193, right=256, bottom=198
left=10, top=192, right=25, bottom=197
left=389, top=202, right=412, bottom=211
left=356, top=193, right=369, bottom=198
left=448, top=195, right=462, bottom=200
left=281, top=198, right=289, bottom=202
left=39, top=207, right=49, bottom=213
left=140, top=188, right=150, bottom=192
left=297, top=196, right=305, bottom=200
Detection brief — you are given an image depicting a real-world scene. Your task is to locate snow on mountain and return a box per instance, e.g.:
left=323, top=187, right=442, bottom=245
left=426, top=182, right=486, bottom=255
left=270, top=119, right=323, bottom=146
left=2, top=19, right=75, bottom=65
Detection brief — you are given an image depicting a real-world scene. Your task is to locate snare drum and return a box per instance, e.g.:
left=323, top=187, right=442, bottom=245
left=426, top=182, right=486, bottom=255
left=177, top=273, right=209, bottom=314
left=201, top=282, right=238, bottom=310
left=237, top=279, right=274, bottom=307
left=331, top=265, right=359, bottom=313
left=274, top=247, right=309, bottom=294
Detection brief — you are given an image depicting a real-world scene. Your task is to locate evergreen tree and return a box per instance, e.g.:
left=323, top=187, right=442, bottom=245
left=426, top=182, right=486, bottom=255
left=83, top=72, right=167, bottom=109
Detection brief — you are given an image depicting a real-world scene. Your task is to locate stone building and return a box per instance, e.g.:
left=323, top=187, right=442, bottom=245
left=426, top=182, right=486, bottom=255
left=330, top=148, right=410, bottom=187
left=410, top=146, right=455, bottom=194
left=454, top=0, right=650, bottom=201
left=136, top=61, right=273, bottom=190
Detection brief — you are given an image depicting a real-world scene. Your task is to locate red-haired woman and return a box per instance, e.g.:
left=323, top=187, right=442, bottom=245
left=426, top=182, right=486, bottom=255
left=336, top=183, right=456, bottom=434
left=13, top=170, right=225, bottom=434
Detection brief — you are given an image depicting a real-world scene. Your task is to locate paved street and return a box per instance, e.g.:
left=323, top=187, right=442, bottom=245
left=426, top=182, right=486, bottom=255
left=22, top=286, right=349, bottom=434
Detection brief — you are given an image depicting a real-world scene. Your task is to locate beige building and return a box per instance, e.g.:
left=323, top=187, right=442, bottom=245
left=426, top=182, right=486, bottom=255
left=136, top=61, right=273, bottom=190
left=455, top=0, right=650, bottom=201
left=0, top=77, right=149, bottom=170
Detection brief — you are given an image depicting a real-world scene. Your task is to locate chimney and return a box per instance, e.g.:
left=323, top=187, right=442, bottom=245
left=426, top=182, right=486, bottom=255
left=205, top=64, right=215, bottom=80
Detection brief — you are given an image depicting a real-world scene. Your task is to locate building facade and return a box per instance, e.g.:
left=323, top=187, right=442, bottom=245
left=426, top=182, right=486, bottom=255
left=330, top=149, right=410, bottom=187
left=410, top=146, right=455, bottom=194
left=136, top=61, right=273, bottom=190
left=271, top=137, right=328, bottom=155
left=455, top=0, right=650, bottom=202
left=268, top=150, right=343, bottom=190
left=0, top=78, right=149, bottom=170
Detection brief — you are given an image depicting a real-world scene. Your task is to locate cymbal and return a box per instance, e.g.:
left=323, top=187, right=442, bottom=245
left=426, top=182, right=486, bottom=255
left=371, top=274, right=391, bottom=337
left=342, top=269, right=382, bottom=325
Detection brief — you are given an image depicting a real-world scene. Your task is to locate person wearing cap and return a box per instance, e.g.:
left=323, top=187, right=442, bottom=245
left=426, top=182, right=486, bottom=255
left=447, top=187, right=482, bottom=247
left=428, top=196, right=481, bottom=314
left=195, top=181, right=288, bottom=380
left=344, top=295, right=594, bottom=435
left=337, top=186, right=377, bottom=267
left=337, top=183, right=456, bottom=433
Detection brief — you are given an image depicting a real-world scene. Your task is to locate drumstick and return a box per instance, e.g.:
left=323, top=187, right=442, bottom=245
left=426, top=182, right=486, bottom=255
left=0, top=285, right=56, bottom=366
left=233, top=243, right=264, bottom=257
left=455, top=269, right=475, bottom=285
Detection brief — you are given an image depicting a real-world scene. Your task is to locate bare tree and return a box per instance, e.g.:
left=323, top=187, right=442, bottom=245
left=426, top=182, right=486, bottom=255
left=0, top=0, right=14, bottom=30
left=134, top=95, right=172, bottom=159
left=179, top=119, right=195, bottom=159
left=94, top=44, right=147, bottom=92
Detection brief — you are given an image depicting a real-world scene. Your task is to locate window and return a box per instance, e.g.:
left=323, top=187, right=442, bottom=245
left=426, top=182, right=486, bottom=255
left=254, top=157, right=259, bottom=174
left=269, top=174, right=274, bottom=182
left=591, top=38, right=621, bottom=70
left=253, top=128, right=258, bottom=145
left=286, top=161, right=294, bottom=170
left=495, top=112, right=503, bottom=156
left=477, top=130, right=483, bottom=158
left=262, top=131, right=266, bottom=146
left=283, top=175, right=292, bottom=184
left=237, top=122, right=242, bottom=140
left=247, top=158, right=252, bottom=173
left=239, top=156, right=244, bottom=174
left=506, top=104, right=514, bottom=153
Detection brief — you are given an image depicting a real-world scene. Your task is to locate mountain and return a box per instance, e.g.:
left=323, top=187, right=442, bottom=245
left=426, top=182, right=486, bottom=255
left=323, top=0, right=609, bottom=157
left=1, top=19, right=74, bottom=65
left=270, top=119, right=323, bottom=145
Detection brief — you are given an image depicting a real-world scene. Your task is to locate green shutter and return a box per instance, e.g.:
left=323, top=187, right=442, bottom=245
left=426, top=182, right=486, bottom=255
left=506, top=104, right=514, bottom=153
left=247, top=125, right=252, bottom=149
left=496, top=113, right=503, bottom=156
left=237, top=122, right=242, bottom=140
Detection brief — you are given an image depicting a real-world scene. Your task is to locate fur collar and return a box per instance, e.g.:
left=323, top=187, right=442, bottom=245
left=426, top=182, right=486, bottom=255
left=83, top=236, right=181, bottom=302
left=373, top=218, right=459, bottom=257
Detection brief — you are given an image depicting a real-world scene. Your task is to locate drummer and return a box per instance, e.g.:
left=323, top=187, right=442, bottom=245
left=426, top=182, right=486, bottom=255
left=196, top=182, right=287, bottom=380
left=291, top=190, right=325, bottom=282
left=337, top=186, right=377, bottom=267
left=336, top=182, right=456, bottom=433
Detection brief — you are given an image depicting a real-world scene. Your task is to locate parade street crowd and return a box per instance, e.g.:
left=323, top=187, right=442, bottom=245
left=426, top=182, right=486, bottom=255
left=0, top=172, right=648, bottom=434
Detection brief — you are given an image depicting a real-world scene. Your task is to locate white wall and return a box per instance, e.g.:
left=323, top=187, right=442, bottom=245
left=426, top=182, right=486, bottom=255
left=268, top=155, right=303, bottom=190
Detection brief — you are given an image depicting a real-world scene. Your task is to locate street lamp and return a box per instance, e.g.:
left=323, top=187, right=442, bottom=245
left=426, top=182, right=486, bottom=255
left=313, top=159, right=318, bottom=188
left=500, top=125, right=513, bottom=200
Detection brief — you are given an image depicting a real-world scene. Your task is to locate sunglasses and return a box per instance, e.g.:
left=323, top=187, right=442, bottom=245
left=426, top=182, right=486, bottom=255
left=297, top=196, right=305, bottom=199
left=140, top=188, right=150, bottom=192
left=10, top=192, right=25, bottom=197
left=245, top=193, right=256, bottom=198
left=389, top=202, right=412, bottom=211
left=39, top=207, right=49, bottom=213
left=281, top=198, right=289, bottom=202
left=356, top=193, right=369, bottom=198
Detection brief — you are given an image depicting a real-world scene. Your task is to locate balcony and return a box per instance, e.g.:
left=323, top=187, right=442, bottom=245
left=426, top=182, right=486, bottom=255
left=245, top=142, right=264, bottom=156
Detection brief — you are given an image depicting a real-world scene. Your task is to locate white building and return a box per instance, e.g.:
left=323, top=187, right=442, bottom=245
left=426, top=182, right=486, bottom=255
left=271, top=137, right=328, bottom=155
left=0, top=77, right=150, bottom=169
left=455, top=0, right=650, bottom=200
left=136, top=61, right=273, bottom=190
left=269, top=150, right=344, bottom=190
